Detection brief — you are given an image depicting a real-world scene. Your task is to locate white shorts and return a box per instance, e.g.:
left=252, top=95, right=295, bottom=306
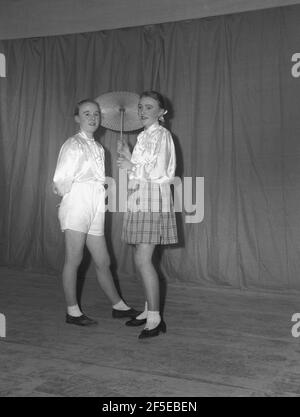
left=58, top=182, right=105, bottom=236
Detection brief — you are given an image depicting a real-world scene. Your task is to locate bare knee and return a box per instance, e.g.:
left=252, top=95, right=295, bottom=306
left=134, top=251, right=152, bottom=271
left=64, top=231, right=85, bottom=268
left=64, top=252, right=83, bottom=269
left=94, top=254, right=110, bottom=272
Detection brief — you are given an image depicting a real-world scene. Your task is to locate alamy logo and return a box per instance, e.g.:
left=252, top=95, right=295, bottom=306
left=291, top=53, right=300, bottom=78
left=291, top=313, right=300, bottom=338
left=0, top=313, right=6, bottom=338
left=0, top=53, right=6, bottom=78
left=106, top=171, right=204, bottom=223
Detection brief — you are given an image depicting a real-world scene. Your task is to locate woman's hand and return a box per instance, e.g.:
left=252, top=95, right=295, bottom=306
left=117, top=139, right=132, bottom=160
left=117, top=155, right=134, bottom=171
left=52, top=183, right=62, bottom=196
left=52, top=182, right=70, bottom=197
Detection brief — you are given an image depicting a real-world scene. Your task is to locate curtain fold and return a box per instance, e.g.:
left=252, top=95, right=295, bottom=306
left=1, top=5, right=300, bottom=289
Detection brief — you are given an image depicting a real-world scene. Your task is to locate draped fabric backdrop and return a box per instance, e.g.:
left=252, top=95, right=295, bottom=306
left=1, top=5, right=300, bottom=290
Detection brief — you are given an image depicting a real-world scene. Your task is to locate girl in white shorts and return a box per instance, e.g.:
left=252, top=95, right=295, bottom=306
left=53, top=99, right=139, bottom=326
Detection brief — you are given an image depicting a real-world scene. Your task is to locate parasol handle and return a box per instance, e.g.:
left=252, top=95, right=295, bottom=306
left=118, top=108, right=127, bottom=158
left=120, top=108, right=124, bottom=145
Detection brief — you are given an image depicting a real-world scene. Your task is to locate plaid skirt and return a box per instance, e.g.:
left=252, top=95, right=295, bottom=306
left=122, top=181, right=178, bottom=245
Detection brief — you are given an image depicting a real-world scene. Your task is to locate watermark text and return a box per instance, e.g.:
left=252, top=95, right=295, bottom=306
left=103, top=171, right=204, bottom=223
left=291, top=53, right=300, bottom=78
left=291, top=313, right=300, bottom=338
left=0, top=53, right=6, bottom=78
left=0, top=313, right=6, bottom=338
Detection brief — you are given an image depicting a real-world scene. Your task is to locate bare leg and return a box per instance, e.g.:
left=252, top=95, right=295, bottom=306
left=86, top=234, right=122, bottom=305
left=134, top=244, right=159, bottom=311
left=62, top=229, right=86, bottom=307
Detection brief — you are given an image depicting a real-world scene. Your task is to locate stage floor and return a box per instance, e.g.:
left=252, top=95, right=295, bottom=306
left=0, top=266, right=300, bottom=397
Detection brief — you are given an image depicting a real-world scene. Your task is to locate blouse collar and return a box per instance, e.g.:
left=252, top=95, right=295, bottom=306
left=144, top=122, right=160, bottom=134
left=79, top=130, right=95, bottom=141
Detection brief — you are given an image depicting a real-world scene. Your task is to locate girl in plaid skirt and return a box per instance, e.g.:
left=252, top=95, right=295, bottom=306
left=117, top=91, right=178, bottom=339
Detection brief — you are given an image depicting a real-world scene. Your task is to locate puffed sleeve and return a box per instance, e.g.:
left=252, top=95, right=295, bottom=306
left=52, top=138, right=82, bottom=196
left=143, top=129, right=176, bottom=182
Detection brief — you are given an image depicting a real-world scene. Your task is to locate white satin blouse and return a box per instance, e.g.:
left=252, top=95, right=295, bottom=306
left=129, top=122, right=176, bottom=183
left=53, top=130, right=105, bottom=197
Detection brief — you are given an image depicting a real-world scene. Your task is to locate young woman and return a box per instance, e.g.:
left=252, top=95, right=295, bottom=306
left=53, top=99, right=139, bottom=326
left=117, top=91, right=178, bottom=339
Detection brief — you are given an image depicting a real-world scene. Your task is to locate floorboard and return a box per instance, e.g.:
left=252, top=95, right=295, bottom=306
left=1, top=267, right=300, bottom=397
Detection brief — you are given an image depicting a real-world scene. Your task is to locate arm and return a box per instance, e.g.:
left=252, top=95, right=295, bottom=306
left=52, top=138, right=82, bottom=196
left=139, top=129, right=176, bottom=182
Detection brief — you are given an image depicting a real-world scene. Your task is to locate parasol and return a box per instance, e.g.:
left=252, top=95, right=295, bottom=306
left=95, top=91, right=143, bottom=147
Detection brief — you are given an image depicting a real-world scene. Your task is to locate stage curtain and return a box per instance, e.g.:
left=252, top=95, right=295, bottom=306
left=1, top=5, right=300, bottom=290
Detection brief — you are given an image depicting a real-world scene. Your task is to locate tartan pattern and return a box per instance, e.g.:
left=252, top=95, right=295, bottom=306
left=127, top=180, right=172, bottom=212
left=122, top=181, right=178, bottom=244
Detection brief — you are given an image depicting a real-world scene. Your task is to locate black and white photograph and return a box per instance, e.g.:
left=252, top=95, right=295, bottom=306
left=1, top=0, right=300, bottom=400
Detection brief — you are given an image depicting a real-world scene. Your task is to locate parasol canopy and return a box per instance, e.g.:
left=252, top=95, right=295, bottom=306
left=95, top=91, right=143, bottom=136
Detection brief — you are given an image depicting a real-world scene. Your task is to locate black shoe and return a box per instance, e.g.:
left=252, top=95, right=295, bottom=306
left=138, top=320, right=166, bottom=339
left=66, top=314, right=98, bottom=326
left=125, top=317, right=147, bottom=327
left=112, top=308, right=141, bottom=319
